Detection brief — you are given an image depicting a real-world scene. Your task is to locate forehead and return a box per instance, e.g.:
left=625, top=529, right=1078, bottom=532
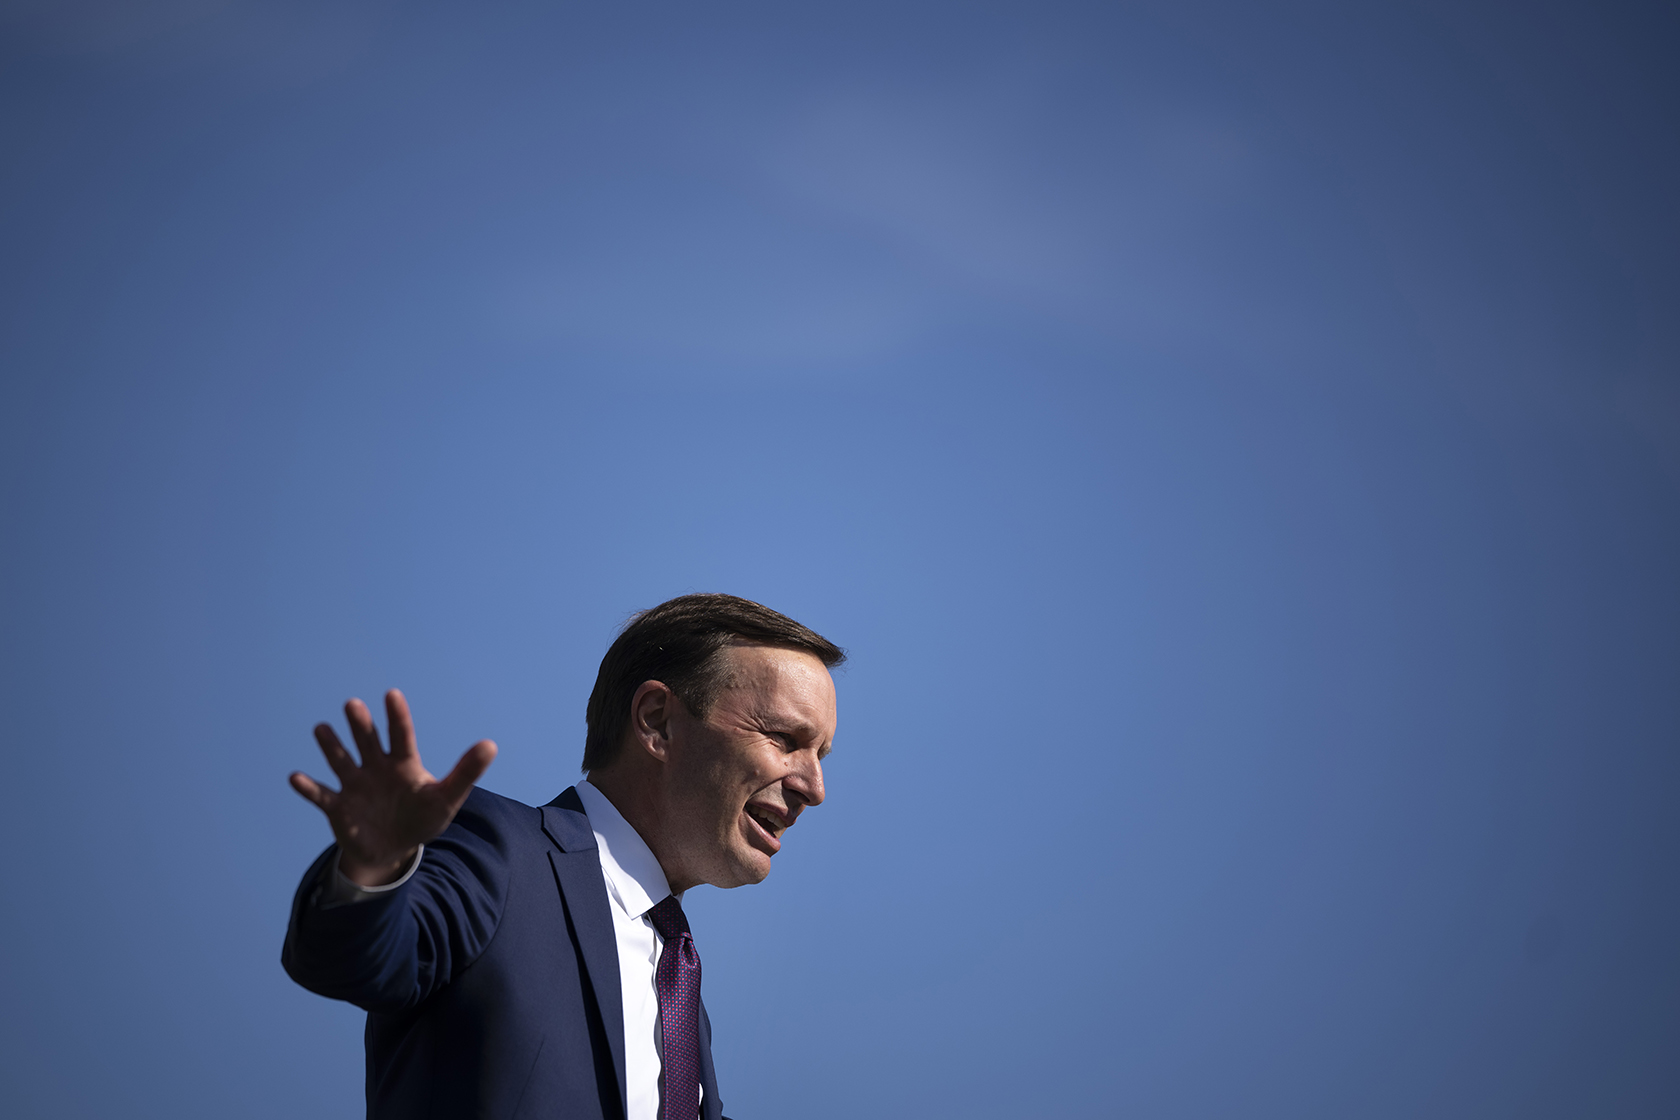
left=715, top=644, right=837, bottom=724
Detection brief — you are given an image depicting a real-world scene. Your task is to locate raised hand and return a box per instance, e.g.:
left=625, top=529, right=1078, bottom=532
left=289, top=689, right=497, bottom=886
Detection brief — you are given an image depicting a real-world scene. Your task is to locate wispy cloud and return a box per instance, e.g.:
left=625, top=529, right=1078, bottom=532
left=760, top=79, right=1365, bottom=365
left=484, top=71, right=1345, bottom=376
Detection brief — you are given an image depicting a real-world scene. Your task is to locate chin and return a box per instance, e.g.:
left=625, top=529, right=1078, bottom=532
left=717, top=852, right=772, bottom=889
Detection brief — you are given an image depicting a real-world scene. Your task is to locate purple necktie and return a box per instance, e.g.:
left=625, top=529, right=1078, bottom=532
left=647, top=895, right=701, bottom=1120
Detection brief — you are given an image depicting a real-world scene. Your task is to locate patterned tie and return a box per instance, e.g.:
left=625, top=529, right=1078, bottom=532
left=646, top=895, right=702, bottom=1120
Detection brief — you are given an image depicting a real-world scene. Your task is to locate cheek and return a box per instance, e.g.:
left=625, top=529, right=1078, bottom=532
left=692, top=738, right=782, bottom=813
left=716, top=744, right=776, bottom=787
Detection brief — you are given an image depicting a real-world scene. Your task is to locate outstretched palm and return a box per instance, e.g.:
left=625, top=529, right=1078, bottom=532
left=289, top=689, right=497, bottom=886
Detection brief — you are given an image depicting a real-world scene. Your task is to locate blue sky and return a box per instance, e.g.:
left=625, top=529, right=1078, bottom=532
left=2, top=2, right=1677, bottom=1117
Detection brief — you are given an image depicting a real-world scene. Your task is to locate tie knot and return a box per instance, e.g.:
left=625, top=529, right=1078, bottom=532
left=646, top=894, right=691, bottom=942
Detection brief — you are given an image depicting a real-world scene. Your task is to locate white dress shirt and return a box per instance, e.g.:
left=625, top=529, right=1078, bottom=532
left=574, top=779, right=684, bottom=1120
left=320, top=781, right=685, bottom=1120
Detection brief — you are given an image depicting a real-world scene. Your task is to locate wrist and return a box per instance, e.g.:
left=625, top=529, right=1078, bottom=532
left=339, top=847, right=419, bottom=887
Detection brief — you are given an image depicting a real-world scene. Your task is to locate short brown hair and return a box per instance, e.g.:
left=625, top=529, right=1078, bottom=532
left=581, top=593, right=845, bottom=771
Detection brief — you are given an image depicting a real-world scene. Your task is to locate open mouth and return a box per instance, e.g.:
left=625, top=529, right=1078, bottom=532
left=744, top=803, right=787, bottom=849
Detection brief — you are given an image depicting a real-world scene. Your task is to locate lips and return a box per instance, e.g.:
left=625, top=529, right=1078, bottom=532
left=743, top=802, right=788, bottom=852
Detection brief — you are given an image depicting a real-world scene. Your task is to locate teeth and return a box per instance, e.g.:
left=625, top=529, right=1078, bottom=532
left=748, top=807, right=780, bottom=834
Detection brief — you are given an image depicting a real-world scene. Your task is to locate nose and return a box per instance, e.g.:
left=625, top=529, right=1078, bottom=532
left=785, top=751, right=825, bottom=810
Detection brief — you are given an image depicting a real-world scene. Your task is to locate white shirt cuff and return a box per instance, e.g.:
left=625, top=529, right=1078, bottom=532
left=318, top=846, right=424, bottom=909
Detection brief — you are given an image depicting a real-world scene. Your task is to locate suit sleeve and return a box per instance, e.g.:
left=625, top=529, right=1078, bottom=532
left=280, top=789, right=514, bottom=1013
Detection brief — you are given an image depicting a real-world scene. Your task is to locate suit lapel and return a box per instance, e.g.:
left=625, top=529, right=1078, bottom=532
left=542, top=787, right=628, bottom=1120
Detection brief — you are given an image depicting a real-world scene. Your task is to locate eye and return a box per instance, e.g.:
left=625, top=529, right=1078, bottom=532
left=777, top=733, right=799, bottom=751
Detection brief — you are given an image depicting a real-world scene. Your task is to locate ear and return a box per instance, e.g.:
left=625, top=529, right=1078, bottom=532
left=627, top=680, right=677, bottom=762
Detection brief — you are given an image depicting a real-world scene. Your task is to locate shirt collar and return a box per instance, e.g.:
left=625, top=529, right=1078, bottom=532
left=575, top=779, right=675, bottom=919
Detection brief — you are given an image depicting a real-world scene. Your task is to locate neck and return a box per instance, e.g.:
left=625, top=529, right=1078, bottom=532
left=584, top=765, right=696, bottom=892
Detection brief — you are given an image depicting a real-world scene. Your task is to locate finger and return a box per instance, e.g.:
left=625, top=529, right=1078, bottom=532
left=437, top=740, right=497, bottom=807
left=385, top=689, right=418, bottom=762
left=313, top=723, right=358, bottom=781
left=344, top=697, right=387, bottom=766
left=289, top=771, right=338, bottom=812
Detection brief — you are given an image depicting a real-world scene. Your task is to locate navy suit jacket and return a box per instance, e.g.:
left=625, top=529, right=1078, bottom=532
left=282, top=786, right=725, bottom=1120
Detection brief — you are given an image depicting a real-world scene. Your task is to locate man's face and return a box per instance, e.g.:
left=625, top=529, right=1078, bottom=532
left=661, top=644, right=837, bottom=890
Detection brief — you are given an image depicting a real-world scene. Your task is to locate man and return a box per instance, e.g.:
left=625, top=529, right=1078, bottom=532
left=282, top=593, right=843, bottom=1120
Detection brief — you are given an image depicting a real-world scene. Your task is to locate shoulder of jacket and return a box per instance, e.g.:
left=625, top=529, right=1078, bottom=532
left=445, top=786, right=547, bottom=844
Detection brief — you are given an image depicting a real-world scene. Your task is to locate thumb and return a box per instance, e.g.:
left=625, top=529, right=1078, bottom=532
left=437, top=739, right=497, bottom=805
